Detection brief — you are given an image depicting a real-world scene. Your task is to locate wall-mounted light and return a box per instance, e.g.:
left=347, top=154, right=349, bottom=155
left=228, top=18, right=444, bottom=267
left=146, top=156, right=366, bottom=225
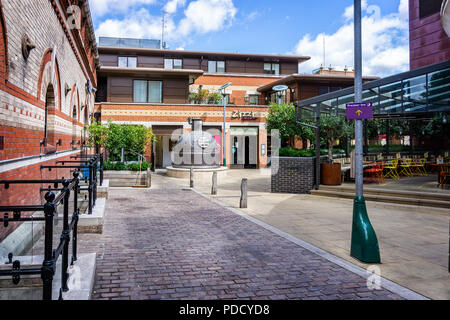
left=443, top=114, right=448, bottom=124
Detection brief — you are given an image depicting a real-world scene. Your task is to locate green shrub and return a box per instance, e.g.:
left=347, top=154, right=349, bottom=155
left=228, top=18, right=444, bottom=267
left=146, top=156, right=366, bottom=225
left=103, top=161, right=115, bottom=170
left=279, top=147, right=315, bottom=157
left=113, top=162, right=127, bottom=171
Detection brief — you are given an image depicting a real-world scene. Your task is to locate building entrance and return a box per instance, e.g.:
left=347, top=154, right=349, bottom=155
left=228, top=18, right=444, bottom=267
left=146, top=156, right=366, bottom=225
left=230, top=127, right=258, bottom=169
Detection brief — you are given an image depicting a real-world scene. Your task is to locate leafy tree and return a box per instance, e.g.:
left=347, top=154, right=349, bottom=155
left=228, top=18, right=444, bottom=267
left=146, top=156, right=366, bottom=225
left=189, top=88, right=209, bottom=104
left=319, top=114, right=353, bottom=161
left=86, top=120, right=109, bottom=152
left=265, top=103, right=314, bottom=148
left=207, top=92, right=222, bottom=104
left=106, top=123, right=154, bottom=161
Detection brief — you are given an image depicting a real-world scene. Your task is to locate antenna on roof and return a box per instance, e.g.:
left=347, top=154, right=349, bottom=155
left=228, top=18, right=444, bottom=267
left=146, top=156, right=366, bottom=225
left=161, top=11, right=166, bottom=49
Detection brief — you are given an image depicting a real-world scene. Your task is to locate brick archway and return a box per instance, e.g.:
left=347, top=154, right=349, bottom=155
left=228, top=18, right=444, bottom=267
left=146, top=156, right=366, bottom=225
left=37, top=48, right=62, bottom=111
left=0, top=0, right=9, bottom=83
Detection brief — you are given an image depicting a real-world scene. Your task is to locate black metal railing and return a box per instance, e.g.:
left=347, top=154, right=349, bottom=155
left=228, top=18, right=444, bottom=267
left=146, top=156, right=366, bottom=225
left=70, top=152, right=104, bottom=186
left=41, top=154, right=101, bottom=215
left=0, top=171, right=80, bottom=300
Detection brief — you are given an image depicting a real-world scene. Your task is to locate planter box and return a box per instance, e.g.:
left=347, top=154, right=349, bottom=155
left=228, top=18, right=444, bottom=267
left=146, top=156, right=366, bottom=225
left=271, top=157, right=315, bottom=194
left=321, top=163, right=342, bottom=185
left=103, top=171, right=150, bottom=187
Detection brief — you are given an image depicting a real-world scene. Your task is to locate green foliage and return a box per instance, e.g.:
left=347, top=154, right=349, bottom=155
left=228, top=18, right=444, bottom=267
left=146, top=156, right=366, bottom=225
left=424, top=114, right=449, bottom=136
left=319, top=114, right=353, bottom=161
left=279, top=147, right=315, bottom=157
left=190, top=88, right=210, bottom=104
left=86, top=120, right=109, bottom=149
left=266, top=103, right=315, bottom=147
left=105, top=123, right=154, bottom=161
left=87, top=122, right=154, bottom=161
left=279, top=147, right=348, bottom=158
left=103, top=161, right=152, bottom=171
left=207, top=92, right=222, bottom=104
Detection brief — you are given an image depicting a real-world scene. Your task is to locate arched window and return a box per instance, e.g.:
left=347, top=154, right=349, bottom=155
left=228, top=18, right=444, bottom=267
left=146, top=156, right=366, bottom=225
left=44, top=84, right=55, bottom=144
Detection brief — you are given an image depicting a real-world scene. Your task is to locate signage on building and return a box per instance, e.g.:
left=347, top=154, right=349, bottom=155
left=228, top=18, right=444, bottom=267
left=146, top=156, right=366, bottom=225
left=231, top=111, right=258, bottom=120
left=345, top=103, right=373, bottom=120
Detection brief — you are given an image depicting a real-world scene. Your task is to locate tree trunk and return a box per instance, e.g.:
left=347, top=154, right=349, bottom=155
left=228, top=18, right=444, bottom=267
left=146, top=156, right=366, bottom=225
left=328, top=138, right=333, bottom=163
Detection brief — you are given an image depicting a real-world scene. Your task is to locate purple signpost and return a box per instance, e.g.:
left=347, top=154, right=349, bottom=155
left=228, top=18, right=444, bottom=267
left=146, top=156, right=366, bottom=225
left=346, top=102, right=373, bottom=120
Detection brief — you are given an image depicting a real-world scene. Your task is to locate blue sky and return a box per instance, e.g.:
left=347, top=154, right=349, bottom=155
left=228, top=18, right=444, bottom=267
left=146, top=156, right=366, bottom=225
left=90, top=0, right=410, bottom=77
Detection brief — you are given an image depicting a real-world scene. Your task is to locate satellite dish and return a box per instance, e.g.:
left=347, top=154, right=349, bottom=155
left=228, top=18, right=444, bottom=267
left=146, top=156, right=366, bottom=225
left=272, top=85, right=289, bottom=92
left=442, top=0, right=450, bottom=37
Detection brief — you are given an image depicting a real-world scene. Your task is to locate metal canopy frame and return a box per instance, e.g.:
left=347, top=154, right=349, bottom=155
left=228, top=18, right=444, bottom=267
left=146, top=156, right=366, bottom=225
left=296, top=60, right=450, bottom=120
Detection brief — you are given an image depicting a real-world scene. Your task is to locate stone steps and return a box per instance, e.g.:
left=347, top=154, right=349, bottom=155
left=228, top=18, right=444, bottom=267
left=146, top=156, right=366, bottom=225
left=310, top=187, right=450, bottom=210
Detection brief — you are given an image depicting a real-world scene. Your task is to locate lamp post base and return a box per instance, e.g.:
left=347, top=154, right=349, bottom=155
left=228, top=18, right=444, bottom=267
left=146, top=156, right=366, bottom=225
left=350, top=196, right=381, bottom=263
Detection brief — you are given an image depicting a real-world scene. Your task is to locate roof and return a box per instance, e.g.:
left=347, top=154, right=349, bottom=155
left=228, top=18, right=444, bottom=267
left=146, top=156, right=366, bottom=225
left=98, top=46, right=310, bottom=63
left=257, top=73, right=380, bottom=92
left=99, top=66, right=204, bottom=80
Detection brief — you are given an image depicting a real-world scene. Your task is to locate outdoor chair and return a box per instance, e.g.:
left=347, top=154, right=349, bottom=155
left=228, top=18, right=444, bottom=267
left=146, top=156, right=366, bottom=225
left=398, top=158, right=413, bottom=177
left=439, top=165, right=450, bottom=189
left=410, top=158, right=427, bottom=176
left=383, top=159, right=399, bottom=180
left=364, top=161, right=385, bottom=184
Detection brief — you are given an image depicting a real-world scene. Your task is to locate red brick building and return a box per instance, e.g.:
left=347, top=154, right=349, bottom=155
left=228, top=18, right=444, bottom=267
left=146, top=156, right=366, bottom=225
left=0, top=0, right=98, bottom=240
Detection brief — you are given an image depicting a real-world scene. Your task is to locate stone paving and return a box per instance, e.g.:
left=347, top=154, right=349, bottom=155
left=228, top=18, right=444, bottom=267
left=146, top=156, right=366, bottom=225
left=76, top=187, right=401, bottom=300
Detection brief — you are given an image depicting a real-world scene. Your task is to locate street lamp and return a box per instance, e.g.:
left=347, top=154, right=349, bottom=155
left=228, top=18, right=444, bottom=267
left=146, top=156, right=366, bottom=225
left=219, top=82, right=232, bottom=167
left=272, top=85, right=289, bottom=105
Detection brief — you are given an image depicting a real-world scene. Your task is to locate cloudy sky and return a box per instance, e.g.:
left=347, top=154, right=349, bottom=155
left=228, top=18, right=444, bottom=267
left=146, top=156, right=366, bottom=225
left=90, top=0, right=410, bottom=77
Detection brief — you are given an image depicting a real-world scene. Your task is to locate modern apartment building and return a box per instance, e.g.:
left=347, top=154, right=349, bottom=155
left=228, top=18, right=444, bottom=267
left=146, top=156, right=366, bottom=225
left=95, top=37, right=375, bottom=169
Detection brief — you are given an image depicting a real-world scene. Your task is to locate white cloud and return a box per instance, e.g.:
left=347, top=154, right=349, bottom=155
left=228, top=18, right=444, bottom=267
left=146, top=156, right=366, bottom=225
left=90, top=0, right=157, bottom=17
left=95, top=0, right=237, bottom=47
left=164, top=0, right=186, bottom=15
left=96, top=8, right=176, bottom=41
left=295, top=0, right=409, bottom=77
left=177, top=0, right=237, bottom=36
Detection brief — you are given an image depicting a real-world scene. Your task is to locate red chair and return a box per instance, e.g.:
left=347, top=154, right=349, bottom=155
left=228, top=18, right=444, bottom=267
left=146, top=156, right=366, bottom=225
left=364, top=161, right=385, bottom=184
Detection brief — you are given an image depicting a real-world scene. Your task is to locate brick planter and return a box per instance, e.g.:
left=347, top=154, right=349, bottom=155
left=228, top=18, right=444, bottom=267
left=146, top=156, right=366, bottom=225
left=271, top=157, right=315, bottom=194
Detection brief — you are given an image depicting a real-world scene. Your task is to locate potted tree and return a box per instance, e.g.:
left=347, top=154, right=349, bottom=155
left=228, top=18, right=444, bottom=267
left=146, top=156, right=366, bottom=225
left=320, top=114, right=353, bottom=185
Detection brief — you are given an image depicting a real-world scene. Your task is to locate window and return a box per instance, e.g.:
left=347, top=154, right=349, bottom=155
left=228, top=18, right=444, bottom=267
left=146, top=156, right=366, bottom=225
left=164, top=58, right=182, bottom=69
left=249, top=95, right=259, bottom=105
left=208, top=61, right=225, bottom=73
left=118, top=56, right=137, bottom=68
left=264, top=63, right=280, bottom=75
left=133, top=80, right=162, bottom=103
left=419, top=0, right=442, bottom=19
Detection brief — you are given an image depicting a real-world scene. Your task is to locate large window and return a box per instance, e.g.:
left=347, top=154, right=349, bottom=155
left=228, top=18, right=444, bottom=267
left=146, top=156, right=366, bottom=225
left=164, top=58, right=183, bottom=69
left=118, top=56, right=137, bottom=68
left=208, top=61, right=225, bottom=73
left=419, top=0, right=442, bottom=19
left=133, top=80, right=162, bottom=103
left=264, top=63, right=280, bottom=75
left=249, top=95, right=259, bottom=105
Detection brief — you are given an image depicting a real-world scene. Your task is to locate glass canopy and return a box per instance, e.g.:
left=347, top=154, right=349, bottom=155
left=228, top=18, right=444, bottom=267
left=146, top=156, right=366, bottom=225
left=296, top=60, right=450, bottom=120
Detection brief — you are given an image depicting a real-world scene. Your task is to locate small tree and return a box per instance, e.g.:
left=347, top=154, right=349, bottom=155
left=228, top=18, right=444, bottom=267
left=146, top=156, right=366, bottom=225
left=266, top=103, right=314, bottom=148
left=320, top=114, right=353, bottom=161
left=86, top=120, right=109, bottom=153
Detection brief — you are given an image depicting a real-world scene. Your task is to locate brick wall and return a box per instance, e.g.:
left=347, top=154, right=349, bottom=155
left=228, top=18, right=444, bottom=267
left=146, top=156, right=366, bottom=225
left=271, top=157, right=315, bottom=194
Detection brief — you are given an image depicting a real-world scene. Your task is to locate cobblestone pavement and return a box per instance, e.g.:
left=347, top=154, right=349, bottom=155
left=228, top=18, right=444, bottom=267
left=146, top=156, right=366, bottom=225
left=73, top=187, right=402, bottom=300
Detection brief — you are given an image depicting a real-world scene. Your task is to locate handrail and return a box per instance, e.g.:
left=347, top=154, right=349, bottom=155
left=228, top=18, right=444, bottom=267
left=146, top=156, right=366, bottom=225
left=0, top=171, right=80, bottom=300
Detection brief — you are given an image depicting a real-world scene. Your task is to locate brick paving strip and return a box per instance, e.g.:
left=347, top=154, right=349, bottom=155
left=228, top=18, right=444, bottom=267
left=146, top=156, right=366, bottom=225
left=77, top=188, right=408, bottom=300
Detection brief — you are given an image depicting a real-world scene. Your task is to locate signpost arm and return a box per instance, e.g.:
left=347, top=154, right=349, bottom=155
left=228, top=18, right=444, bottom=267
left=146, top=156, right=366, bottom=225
left=350, top=0, right=381, bottom=263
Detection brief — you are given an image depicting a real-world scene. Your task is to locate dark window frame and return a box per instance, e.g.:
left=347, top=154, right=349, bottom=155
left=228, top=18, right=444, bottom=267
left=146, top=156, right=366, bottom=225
left=133, top=79, right=163, bottom=103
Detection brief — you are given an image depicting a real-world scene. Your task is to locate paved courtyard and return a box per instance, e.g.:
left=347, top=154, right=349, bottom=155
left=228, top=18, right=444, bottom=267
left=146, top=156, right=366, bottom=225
left=77, top=187, right=403, bottom=300
left=189, top=169, right=450, bottom=300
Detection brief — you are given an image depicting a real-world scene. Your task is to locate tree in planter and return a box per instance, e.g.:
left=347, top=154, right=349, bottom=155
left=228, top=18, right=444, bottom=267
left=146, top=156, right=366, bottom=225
left=207, top=92, right=222, bottom=104
left=266, top=103, right=315, bottom=148
left=106, top=123, right=154, bottom=161
left=86, top=120, right=109, bottom=154
left=189, top=88, right=209, bottom=104
left=320, top=114, right=353, bottom=162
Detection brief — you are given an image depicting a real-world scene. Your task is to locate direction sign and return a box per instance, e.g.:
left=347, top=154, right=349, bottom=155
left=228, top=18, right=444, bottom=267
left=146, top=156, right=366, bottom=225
left=346, top=102, right=373, bottom=120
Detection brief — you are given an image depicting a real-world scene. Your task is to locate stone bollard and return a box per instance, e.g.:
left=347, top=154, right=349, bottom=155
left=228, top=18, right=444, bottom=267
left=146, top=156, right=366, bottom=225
left=240, top=178, right=248, bottom=208
left=190, top=167, right=194, bottom=188
left=211, top=172, right=217, bottom=195
left=146, top=168, right=151, bottom=188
